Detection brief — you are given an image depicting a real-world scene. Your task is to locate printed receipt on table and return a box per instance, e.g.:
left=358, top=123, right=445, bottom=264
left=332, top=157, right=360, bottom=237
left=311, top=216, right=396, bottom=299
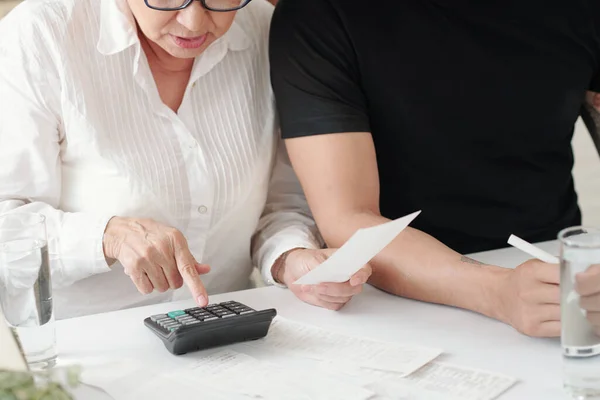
left=294, top=210, right=421, bottom=285
left=245, top=317, right=442, bottom=377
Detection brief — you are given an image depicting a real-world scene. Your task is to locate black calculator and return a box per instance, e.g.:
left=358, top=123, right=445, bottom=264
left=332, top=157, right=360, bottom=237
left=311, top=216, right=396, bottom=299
left=144, top=301, right=277, bottom=355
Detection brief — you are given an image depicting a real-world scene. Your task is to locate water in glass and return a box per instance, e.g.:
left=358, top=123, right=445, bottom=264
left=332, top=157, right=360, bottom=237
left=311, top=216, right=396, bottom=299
left=560, top=227, right=600, bottom=399
left=0, top=238, right=56, bottom=369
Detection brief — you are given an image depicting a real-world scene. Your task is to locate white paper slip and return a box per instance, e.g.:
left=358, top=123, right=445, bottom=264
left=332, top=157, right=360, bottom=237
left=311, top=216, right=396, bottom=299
left=245, top=317, right=441, bottom=376
left=319, top=360, right=517, bottom=400
left=294, top=210, right=421, bottom=285
left=176, top=349, right=375, bottom=400
left=80, top=358, right=243, bottom=400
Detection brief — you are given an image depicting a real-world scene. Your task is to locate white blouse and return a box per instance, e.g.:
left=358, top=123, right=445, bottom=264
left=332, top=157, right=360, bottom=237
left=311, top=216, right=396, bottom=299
left=0, top=0, right=321, bottom=319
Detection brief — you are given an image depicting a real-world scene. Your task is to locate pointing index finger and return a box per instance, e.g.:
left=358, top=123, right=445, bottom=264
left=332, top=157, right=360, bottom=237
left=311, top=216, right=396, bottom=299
left=172, top=236, right=208, bottom=307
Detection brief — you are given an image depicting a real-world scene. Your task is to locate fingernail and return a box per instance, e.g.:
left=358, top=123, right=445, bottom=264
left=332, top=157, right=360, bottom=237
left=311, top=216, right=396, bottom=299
left=197, top=295, right=207, bottom=306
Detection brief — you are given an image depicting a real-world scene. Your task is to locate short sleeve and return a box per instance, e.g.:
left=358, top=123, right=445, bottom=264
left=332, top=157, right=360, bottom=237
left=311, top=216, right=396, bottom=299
left=269, top=0, right=370, bottom=138
left=590, top=72, right=600, bottom=92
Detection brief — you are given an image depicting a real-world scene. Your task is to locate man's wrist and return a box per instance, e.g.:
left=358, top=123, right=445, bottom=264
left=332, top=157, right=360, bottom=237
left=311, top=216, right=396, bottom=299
left=271, top=247, right=305, bottom=285
left=477, top=265, right=511, bottom=321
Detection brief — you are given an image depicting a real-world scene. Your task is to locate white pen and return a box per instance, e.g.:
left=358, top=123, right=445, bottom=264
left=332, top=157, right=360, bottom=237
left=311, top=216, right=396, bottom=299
left=507, top=234, right=560, bottom=264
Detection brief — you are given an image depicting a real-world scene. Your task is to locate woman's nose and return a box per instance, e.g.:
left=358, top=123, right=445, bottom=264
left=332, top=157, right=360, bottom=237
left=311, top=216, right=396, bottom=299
left=176, top=1, right=207, bottom=33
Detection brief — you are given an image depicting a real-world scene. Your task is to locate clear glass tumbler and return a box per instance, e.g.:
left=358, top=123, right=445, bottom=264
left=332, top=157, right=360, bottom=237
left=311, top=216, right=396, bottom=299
left=559, top=227, right=600, bottom=399
left=0, top=213, right=57, bottom=369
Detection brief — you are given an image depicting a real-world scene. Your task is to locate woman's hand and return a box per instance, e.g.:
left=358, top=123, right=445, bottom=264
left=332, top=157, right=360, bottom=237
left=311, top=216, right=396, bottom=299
left=102, top=217, right=210, bottom=306
left=275, top=248, right=372, bottom=310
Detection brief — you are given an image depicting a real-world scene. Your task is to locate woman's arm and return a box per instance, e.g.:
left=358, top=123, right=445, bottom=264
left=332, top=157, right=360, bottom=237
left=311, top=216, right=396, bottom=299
left=0, top=16, right=113, bottom=288
left=250, top=137, right=323, bottom=286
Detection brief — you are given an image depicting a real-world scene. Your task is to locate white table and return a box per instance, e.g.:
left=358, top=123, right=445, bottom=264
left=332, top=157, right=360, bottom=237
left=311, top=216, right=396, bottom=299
left=57, top=240, right=568, bottom=399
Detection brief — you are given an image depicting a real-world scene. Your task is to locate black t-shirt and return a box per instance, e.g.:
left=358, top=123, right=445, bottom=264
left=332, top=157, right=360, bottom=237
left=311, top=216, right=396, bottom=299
left=269, top=0, right=600, bottom=254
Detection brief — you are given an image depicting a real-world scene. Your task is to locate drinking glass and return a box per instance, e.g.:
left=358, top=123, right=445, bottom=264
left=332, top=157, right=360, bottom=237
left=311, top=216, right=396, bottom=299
left=0, top=213, right=57, bottom=369
left=559, top=227, right=600, bottom=399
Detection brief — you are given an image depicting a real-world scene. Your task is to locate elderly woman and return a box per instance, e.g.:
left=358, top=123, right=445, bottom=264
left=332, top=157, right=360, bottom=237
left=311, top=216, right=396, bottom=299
left=0, top=0, right=371, bottom=319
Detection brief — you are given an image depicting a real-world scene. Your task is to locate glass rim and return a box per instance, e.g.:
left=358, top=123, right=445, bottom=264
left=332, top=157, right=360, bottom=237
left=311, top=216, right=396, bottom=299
left=558, top=225, right=600, bottom=249
left=0, top=212, right=46, bottom=229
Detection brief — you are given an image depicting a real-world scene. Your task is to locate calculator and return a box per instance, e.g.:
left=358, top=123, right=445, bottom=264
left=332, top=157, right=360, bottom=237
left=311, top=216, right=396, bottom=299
left=144, top=301, right=277, bottom=355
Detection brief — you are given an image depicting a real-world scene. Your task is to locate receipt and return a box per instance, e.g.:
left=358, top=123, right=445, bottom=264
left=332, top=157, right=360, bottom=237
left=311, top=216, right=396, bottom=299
left=177, top=350, right=375, bottom=400
left=245, top=317, right=441, bottom=376
left=294, top=211, right=421, bottom=285
left=319, top=360, right=517, bottom=400
left=80, top=358, right=243, bottom=400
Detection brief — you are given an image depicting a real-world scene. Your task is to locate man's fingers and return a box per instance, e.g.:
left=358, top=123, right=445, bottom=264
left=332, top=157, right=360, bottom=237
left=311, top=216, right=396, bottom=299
left=540, top=304, right=561, bottom=322
left=587, top=311, right=600, bottom=327
left=575, top=265, right=600, bottom=297
left=580, top=293, right=600, bottom=312
left=313, top=282, right=362, bottom=297
left=349, top=264, right=372, bottom=286
left=535, top=321, right=561, bottom=338
left=533, top=262, right=560, bottom=284
left=310, top=296, right=346, bottom=311
left=532, top=283, right=560, bottom=305
left=172, top=236, right=208, bottom=306
left=317, top=294, right=353, bottom=304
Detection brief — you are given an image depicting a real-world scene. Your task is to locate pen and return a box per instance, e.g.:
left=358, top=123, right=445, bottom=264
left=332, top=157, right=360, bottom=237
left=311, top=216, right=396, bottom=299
left=507, top=234, right=560, bottom=264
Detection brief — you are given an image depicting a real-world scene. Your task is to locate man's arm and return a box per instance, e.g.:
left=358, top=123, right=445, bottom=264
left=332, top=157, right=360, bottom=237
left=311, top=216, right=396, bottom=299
left=271, top=0, right=559, bottom=336
left=581, top=91, right=600, bottom=156
left=284, top=133, right=508, bottom=319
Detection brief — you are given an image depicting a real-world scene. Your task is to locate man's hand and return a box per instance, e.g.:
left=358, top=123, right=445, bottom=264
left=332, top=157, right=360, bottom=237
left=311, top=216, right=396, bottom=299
left=497, top=259, right=561, bottom=337
left=576, top=265, right=600, bottom=336
left=586, top=91, right=600, bottom=112
left=275, top=248, right=372, bottom=310
left=102, top=217, right=210, bottom=306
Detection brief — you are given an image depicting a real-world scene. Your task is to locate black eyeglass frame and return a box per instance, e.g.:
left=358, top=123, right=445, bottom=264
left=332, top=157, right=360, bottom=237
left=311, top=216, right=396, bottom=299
left=144, top=0, right=253, bottom=12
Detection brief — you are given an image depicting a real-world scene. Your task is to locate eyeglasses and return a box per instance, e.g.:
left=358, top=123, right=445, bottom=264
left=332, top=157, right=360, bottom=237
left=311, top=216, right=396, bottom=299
left=144, top=0, right=253, bottom=12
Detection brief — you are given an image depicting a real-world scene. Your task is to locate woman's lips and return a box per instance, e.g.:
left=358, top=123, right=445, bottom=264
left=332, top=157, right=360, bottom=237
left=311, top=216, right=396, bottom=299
left=171, top=34, right=208, bottom=49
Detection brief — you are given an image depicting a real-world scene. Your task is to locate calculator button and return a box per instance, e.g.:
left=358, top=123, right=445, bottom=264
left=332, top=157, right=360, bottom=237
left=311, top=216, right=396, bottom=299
left=168, top=326, right=181, bottom=332
left=185, top=307, right=201, bottom=313
left=167, top=310, right=186, bottom=318
left=203, top=316, right=218, bottom=321
left=221, top=314, right=235, bottom=318
left=195, top=312, right=211, bottom=318
left=175, top=315, right=192, bottom=321
left=151, top=314, right=168, bottom=321
left=183, top=320, right=201, bottom=325
left=219, top=310, right=235, bottom=316
left=240, top=310, right=255, bottom=315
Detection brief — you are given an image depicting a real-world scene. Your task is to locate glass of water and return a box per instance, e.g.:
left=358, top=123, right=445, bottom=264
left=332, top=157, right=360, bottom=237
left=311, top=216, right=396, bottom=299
left=559, top=226, right=600, bottom=399
left=0, top=213, right=57, bottom=369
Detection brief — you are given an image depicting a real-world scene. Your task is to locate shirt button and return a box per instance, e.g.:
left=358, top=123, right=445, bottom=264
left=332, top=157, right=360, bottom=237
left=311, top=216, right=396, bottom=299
left=198, top=205, right=208, bottom=214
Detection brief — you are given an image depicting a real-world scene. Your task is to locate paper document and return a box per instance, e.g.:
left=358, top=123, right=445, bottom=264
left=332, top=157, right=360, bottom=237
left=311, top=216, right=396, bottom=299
left=80, top=358, right=246, bottom=400
left=319, top=360, right=517, bottom=400
left=294, top=211, right=421, bottom=285
left=244, top=317, right=441, bottom=376
left=176, top=350, right=375, bottom=400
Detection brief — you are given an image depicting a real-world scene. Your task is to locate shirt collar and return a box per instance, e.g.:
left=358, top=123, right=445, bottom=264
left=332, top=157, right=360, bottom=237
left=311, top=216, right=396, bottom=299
left=97, top=0, right=252, bottom=56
